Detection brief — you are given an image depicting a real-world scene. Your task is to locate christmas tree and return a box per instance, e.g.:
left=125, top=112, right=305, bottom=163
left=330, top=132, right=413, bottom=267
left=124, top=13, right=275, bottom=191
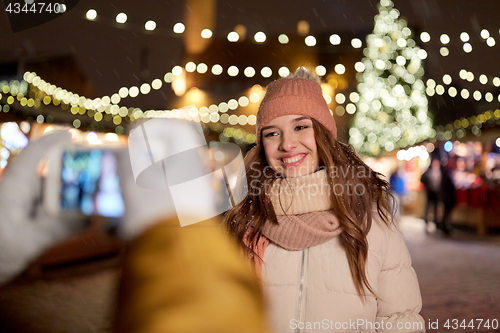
left=349, top=0, right=434, bottom=157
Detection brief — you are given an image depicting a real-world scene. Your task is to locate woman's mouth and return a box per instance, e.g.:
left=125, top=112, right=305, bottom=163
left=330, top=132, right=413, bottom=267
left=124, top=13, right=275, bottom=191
left=280, top=154, right=307, bottom=167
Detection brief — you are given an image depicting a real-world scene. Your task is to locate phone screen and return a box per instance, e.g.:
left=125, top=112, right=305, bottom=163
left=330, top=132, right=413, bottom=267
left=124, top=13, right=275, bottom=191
left=60, top=149, right=125, bottom=218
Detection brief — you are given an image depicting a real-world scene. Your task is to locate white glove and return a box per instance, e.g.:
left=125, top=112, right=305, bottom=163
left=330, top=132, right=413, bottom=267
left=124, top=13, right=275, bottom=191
left=0, top=130, right=86, bottom=285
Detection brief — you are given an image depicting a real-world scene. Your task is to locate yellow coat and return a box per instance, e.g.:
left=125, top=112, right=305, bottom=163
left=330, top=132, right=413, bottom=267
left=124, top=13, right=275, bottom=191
left=115, top=215, right=270, bottom=333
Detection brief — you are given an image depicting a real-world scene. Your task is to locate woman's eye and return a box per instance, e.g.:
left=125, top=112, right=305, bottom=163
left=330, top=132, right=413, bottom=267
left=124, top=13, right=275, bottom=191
left=295, top=125, right=309, bottom=131
left=264, top=132, right=277, bottom=138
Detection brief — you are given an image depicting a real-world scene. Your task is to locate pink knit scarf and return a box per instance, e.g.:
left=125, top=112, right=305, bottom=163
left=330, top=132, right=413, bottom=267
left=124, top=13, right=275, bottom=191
left=261, top=169, right=342, bottom=250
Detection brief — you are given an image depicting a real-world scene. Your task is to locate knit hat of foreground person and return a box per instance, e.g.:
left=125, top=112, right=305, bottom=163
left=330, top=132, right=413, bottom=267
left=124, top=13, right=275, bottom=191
left=256, top=67, right=337, bottom=143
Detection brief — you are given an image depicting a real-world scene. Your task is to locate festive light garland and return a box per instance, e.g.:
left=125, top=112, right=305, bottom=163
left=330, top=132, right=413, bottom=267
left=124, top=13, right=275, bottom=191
left=424, top=72, right=500, bottom=103
left=433, top=108, right=500, bottom=141
left=3, top=66, right=500, bottom=145
left=0, top=75, right=262, bottom=144
left=2, top=9, right=499, bottom=148
left=8, top=67, right=339, bottom=125
left=108, top=62, right=349, bottom=102
left=80, top=6, right=500, bottom=54
left=456, top=69, right=500, bottom=87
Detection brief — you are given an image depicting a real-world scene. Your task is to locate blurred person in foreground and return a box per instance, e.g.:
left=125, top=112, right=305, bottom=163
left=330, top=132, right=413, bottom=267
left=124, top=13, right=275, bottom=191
left=0, top=124, right=270, bottom=333
left=224, top=68, right=425, bottom=333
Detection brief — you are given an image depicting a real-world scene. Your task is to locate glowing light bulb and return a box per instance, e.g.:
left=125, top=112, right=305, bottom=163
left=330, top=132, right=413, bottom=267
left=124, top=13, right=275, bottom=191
left=185, top=62, right=196, bottom=72
left=172, top=66, right=183, bottom=76
left=420, top=32, right=430, bottom=42
left=351, top=38, right=362, bottom=48
left=244, top=67, right=255, bottom=77
left=315, top=65, right=326, bottom=76
left=440, top=34, right=450, bottom=44
left=116, top=13, right=127, bottom=24
left=145, top=20, right=156, bottom=31
left=228, top=66, right=239, bottom=77
left=440, top=47, right=449, bottom=56
left=305, top=35, right=316, bottom=46
left=278, top=67, right=290, bottom=77
left=354, top=62, right=365, bottom=72
left=173, top=23, right=185, bottom=33
left=334, top=64, right=345, bottom=74
left=197, top=63, right=208, bottom=73
left=254, top=31, right=266, bottom=43
left=261, top=67, right=272, bottom=78
left=278, top=34, right=289, bottom=44
left=480, top=29, right=490, bottom=39
left=201, top=29, right=212, bottom=38
left=329, top=34, right=341, bottom=45
left=86, top=9, right=97, bottom=20
left=227, top=31, right=239, bottom=42
left=212, top=64, right=223, bottom=75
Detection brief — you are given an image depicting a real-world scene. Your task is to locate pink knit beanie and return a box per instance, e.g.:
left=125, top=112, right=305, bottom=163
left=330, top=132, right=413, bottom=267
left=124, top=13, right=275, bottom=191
left=256, top=76, right=337, bottom=144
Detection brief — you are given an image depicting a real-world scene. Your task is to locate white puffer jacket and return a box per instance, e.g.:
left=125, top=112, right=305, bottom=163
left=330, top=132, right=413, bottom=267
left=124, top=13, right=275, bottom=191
left=250, top=170, right=425, bottom=333
left=261, top=214, right=425, bottom=333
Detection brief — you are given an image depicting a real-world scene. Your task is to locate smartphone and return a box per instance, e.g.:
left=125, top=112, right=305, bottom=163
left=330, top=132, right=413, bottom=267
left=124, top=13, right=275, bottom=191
left=44, top=146, right=125, bottom=218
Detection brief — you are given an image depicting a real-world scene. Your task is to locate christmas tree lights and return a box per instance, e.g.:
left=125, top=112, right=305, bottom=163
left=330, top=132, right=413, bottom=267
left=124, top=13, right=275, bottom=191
left=349, top=0, right=434, bottom=156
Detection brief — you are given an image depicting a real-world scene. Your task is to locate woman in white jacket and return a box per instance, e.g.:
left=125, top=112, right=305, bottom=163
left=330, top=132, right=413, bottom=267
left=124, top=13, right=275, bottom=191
left=224, top=68, right=425, bottom=333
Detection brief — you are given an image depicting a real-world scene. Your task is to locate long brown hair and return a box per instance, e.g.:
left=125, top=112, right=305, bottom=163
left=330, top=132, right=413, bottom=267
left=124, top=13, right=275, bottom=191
left=223, top=119, right=394, bottom=299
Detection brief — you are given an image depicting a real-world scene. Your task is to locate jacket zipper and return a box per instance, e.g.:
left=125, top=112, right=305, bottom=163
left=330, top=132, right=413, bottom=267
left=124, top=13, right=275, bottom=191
left=296, top=248, right=308, bottom=333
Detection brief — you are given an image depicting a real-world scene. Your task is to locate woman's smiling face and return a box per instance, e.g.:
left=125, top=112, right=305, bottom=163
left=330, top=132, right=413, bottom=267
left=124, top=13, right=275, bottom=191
left=261, top=115, right=319, bottom=178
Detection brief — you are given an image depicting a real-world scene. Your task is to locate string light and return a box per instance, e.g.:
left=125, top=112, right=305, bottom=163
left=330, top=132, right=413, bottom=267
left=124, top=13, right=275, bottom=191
left=86, top=9, right=97, bottom=20
left=212, top=64, right=223, bottom=75
left=173, top=23, right=185, bottom=33
left=129, top=86, right=139, bottom=97
left=315, top=65, right=326, bottom=76
left=164, top=73, right=173, bottom=82
left=201, top=29, right=212, bottom=38
left=261, top=67, right=272, bottom=78
left=196, top=63, right=208, bottom=74
left=440, top=47, right=449, bottom=56
left=227, top=31, right=239, bottom=42
left=354, top=62, right=365, bottom=72
left=185, top=62, right=196, bottom=72
left=329, top=34, right=341, bottom=45
left=140, top=83, right=151, bottom=95
left=334, top=64, right=346, bottom=74
left=228, top=66, right=239, bottom=77
left=440, top=34, right=450, bottom=44
left=278, top=34, right=289, bottom=44
left=76, top=8, right=500, bottom=59
left=116, top=13, right=127, bottom=24
left=438, top=108, right=500, bottom=141
left=254, top=32, right=266, bottom=43
left=442, top=74, right=452, bottom=85
left=145, top=20, right=156, bottom=31
left=335, top=93, right=346, bottom=104
left=244, top=67, right=255, bottom=77
left=172, top=66, right=183, bottom=76
left=351, top=38, right=362, bottom=48
left=305, top=35, right=316, bottom=46
left=11, top=19, right=500, bottom=143
left=420, top=32, right=430, bottom=42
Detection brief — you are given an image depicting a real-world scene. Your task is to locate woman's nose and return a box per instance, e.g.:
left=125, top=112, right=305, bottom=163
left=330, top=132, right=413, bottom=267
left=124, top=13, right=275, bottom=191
left=279, top=132, right=297, bottom=151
